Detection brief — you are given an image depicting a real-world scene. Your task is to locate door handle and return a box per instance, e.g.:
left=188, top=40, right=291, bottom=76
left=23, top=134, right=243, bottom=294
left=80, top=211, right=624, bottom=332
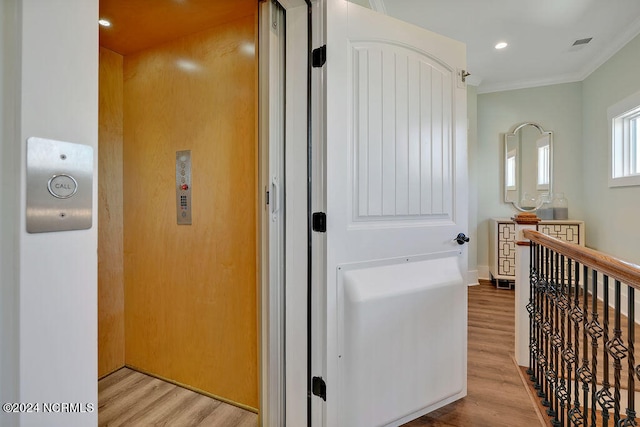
left=454, top=233, right=470, bottom=245
left=271, top=177, right=280, bottom=222
left=271, top=177, right=279, bottom=215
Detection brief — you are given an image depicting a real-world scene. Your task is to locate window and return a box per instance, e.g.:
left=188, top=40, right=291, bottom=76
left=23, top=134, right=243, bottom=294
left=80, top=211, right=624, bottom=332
left=609, top=89, right=640, bottom=187
left=630, top=114, right=640, bottom=173
left=506, top=149, right=517, bottom=190
left=537, top=140, right=550, bottom=190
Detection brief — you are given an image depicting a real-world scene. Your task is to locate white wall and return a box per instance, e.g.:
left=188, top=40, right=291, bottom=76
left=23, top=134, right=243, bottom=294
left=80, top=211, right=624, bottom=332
left=582, top=33, right=640, bottom=264
left=2, top=1, right=98, bottom=426
left=475, top=82, right=584, bottom=277
left=467, top=85, right=479, bottom=284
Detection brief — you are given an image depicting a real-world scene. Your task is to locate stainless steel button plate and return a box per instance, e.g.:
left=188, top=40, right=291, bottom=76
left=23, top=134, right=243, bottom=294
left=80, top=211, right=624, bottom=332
left=26, top=137, right=93, bottom=233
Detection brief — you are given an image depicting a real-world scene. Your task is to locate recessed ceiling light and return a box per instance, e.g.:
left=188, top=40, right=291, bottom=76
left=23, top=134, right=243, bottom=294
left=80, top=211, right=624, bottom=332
left=495, top=42, right=508, bottom=50
left=98, top=19, right=111, bottom=27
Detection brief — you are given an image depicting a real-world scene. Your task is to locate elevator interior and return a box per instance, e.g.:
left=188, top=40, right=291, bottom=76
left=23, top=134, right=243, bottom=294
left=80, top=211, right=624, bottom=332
left=97, top=0, right=260, bottom=411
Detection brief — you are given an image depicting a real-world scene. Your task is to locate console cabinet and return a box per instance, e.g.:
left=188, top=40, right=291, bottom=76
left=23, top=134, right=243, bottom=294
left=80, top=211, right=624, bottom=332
left=489, top=218, right=585, bottom=287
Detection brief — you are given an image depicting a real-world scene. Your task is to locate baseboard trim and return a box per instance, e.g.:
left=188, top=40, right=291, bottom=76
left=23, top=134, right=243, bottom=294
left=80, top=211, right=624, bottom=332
left=477, top=264, right=490, bottom=281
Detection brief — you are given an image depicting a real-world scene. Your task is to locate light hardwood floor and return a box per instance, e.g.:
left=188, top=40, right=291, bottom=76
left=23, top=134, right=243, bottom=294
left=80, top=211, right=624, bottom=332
left=403, top=281, right=543, bottom=427
left=99, top=281, right=541, bottom=426
left=98, top=368, right=257, bottom=426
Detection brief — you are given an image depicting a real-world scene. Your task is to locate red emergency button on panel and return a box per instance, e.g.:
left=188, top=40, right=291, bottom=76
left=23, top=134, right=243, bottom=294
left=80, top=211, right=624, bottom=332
left=181, top=184, right=189, bottom=190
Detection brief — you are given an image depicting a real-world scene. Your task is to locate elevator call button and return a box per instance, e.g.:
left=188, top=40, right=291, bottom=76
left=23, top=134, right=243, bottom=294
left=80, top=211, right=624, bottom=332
left=47, top=174, right=78, bottom=199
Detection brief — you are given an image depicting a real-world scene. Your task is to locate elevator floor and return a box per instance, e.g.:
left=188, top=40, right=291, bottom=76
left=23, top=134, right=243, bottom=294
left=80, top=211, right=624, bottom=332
left=98, top=367, right=257, bottom=426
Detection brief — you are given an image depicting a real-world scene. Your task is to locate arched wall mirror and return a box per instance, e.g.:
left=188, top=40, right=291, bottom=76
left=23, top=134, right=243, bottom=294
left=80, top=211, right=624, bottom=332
left=504, top=122, right=553, bottom=212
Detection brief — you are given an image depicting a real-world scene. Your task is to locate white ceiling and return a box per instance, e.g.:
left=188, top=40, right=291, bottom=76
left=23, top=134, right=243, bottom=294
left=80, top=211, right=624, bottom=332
left=363, top=0, right=640, bottom=93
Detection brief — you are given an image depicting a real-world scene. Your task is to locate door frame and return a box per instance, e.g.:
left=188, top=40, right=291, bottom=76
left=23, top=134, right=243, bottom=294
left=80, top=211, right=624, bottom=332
left=259, top=0, right=311, bottom=426
left=259, top=2, right=286, bottom=424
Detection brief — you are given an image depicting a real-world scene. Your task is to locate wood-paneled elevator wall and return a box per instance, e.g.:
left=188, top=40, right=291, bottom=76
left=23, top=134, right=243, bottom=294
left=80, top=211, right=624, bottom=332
left=98, top=14, right=258, bottom=410
left=98, top=46, right=125, bottom=379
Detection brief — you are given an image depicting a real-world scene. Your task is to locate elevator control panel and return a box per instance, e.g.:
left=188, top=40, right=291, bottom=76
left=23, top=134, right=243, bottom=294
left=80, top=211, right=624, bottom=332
left=176, top=150, right=192, bottom=225
left=26, top=137, right=93, bottom=233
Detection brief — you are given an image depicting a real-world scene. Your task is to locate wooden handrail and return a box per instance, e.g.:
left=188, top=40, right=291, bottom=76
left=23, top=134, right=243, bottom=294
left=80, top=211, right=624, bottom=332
left=523, top=229, right=640, bottom=290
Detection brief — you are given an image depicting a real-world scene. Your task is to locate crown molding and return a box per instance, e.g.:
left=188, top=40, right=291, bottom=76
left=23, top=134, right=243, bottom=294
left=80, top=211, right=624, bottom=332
left=476, top=73, right=584, bottom=94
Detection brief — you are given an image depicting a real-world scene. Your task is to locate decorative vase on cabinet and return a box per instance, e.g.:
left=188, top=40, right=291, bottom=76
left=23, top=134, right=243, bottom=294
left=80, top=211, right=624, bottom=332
left=552, top=193, right=569, bottom=220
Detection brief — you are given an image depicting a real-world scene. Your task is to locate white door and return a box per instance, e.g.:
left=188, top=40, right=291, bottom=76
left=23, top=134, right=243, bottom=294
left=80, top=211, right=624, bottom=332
left=315, top=1, right=468, bottom=426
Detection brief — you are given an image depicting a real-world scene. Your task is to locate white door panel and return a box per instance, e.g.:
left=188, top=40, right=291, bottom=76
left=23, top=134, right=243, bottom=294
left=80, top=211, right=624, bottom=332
left=338, top=254, right=465, bottom=427
left=319, top=1, right=468, bottom=425
left=352, top=42, right=453, bottom=221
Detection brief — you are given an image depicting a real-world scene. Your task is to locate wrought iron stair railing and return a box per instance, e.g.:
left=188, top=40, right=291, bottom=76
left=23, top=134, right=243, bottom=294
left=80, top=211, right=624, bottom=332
left=523, top=229, right=640, bottom=427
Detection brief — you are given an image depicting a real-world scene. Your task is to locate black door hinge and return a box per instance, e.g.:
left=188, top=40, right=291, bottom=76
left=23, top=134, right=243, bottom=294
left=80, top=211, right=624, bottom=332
left=312, top=212, right=326, bottom=232
left=312, top=45, right=326, bottom=68
left=312, top=376, right=326, bottom=401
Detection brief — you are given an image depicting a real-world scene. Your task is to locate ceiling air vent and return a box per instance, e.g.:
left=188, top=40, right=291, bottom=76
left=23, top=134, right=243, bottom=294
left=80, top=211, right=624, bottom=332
left=572, top=37, right=593, bottom=46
